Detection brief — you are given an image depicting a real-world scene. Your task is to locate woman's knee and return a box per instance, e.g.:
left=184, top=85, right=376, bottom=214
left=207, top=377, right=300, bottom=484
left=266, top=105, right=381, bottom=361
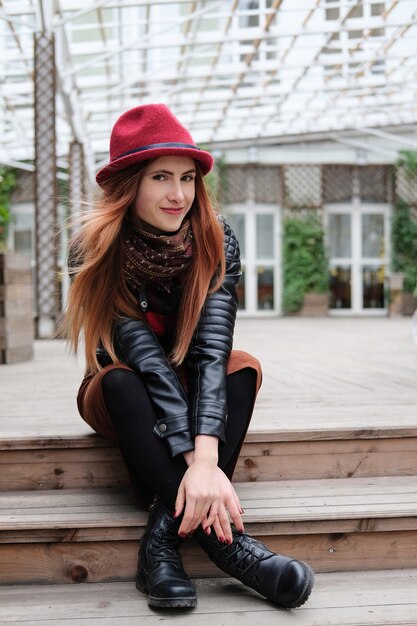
left=101, top=367, right=141, bottom=400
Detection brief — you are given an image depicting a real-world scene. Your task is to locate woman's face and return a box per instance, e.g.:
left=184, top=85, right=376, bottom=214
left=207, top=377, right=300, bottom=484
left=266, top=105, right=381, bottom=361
left=133, top=156, right=196, bottom=233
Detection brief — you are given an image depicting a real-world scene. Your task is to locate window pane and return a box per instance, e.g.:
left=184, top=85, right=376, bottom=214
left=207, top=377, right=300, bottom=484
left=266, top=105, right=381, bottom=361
left=14, top=230, right=32, bottom=257
left=256, top=214, right=274, bottom=259
left=363, top=265, right=385, bottom=309
left=362, top=214, right=384, bottom=258
left=227, top=214, right=246, bottom=258
left=329, top=214, right=351, bottom=258
left=257, top=266, right=274, bottom=310
left=330, top=266, right=351, bottom=309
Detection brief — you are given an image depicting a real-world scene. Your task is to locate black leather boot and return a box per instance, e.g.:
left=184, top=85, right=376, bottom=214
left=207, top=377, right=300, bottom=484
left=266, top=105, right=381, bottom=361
left=136, top=500, right=197, bottom=608
left=194, top=527, right=314, bottom=608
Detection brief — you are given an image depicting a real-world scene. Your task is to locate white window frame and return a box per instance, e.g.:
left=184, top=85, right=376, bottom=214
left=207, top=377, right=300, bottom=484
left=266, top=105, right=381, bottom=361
left=225, top=203, right=282, bottom=317
left=324, top=200, right=392, bottom=316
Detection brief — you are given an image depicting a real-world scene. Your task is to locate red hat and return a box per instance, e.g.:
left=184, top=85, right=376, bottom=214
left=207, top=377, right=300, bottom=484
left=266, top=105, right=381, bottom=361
left=96, top=103, right=214, bottom=187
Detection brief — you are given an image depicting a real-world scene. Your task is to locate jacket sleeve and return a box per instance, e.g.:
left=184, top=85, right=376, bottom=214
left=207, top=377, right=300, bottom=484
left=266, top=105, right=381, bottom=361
left=113, top=317, right=194, bottom=458
left=185, top=218, right=241, bottom=444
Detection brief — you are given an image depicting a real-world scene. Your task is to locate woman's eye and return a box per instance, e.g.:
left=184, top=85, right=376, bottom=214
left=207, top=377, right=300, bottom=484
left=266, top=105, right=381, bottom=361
left=182, top=175, right=195, bottom=182
left=152, top=174, right=166, bottom=181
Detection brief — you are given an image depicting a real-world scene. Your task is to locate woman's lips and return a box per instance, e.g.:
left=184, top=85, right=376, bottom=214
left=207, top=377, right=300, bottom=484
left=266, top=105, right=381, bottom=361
left=160, top=207, right=184, bottom=215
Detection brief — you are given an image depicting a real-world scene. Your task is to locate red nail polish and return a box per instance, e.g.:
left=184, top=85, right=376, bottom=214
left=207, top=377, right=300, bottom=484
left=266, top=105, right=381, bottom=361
left=179, top=531, right=187, bottom=539
left=219, top=536, right=225, bottom=543
left=227, top=538, right=233, bottom=545
left=204, top=527, right=210, bottom=535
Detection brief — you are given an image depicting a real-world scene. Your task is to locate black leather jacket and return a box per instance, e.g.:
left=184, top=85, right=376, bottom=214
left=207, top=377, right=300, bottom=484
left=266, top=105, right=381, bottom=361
left=106, top=218, right=241, bottom=457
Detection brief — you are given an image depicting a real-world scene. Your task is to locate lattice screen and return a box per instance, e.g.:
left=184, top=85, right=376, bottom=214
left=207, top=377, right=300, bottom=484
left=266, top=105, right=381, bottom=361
left=323, top=165, right=353, bottom=203
left=222, top=166, right=249, bottom=204
left=10, top=171, right=35, bottom=204
left=34, top=32, right=59, bottom=337
left=69, top=141, right=86, bottom=237
left=395, top=168, right=417, bottom=207
left=358, top=165, right=393, bottom=204
left=253, top=166, right=282, bottom=204
left=283, top=165, right=322, bottom=208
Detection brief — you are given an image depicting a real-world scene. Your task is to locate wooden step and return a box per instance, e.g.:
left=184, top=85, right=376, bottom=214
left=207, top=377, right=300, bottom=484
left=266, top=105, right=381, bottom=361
left=2, top=476, right=417, bottom=585
left=1, top=569, right=417, bottom=625
left=3, top=425, right=417, bottom=490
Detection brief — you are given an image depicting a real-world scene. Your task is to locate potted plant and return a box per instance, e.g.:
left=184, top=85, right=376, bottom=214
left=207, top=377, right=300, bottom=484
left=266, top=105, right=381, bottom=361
left=0, top=166, right=34, bottom=363
left=391, top=197, right=417, bottom=316
left=283, top=211, right=329, bottom=316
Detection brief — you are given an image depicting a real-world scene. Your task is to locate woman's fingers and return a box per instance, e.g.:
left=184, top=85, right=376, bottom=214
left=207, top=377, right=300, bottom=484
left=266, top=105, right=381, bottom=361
left=226, top=495, right=244, bottom=533
left=189, top=500, right=210, bottom=533
left=178, top=496, right=211, bottom=535
left=211, top=505, right=232, bottom=543
left=174, top=481, right=186, bottom=519
left=202, top=502, right=219, bottom=531
left=212, top=514, right=226, bottom=543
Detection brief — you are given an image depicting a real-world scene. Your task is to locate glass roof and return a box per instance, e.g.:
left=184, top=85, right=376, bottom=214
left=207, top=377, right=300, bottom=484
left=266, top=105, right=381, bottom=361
left=1, top=0, right=417, bottom=178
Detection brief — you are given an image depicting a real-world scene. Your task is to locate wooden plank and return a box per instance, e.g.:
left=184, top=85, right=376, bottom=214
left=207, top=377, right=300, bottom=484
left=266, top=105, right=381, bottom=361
left=3, top=437, right=417, bottom=490
left=0, top=447, right=129, bottom=491
left=3, top=528, right=417, bottom=585
left=0, top=329, right=34, bottom=350
left=0, top=316, right=33, bottom=334
left=1, top=572, right=417, bottom=625
left=4, top=515, right=417, bottom=545
left=0, top=252, right=32, bottom=271
left=2, top=418, right=417, bottom=450
left=0, top=345, right=33, bottom=364
left=2, top=478, right=417, bottom=533
left=236, top=437, right=417, bottom=481
left=0, top=284, right=32, bottom=300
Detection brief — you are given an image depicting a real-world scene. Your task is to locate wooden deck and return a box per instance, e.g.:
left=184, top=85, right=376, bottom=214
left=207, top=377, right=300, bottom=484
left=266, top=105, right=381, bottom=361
left=1, top=317, right=417, bottom=442
left=1, top=570, right=417, bottom=625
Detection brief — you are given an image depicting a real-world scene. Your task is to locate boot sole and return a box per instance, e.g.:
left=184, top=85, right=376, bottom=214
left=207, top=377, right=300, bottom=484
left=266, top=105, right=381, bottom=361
left=136, top=573, right=197, bottom=609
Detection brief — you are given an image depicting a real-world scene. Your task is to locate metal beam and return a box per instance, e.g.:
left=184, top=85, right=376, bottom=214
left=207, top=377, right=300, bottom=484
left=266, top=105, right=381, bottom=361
left=61, top=0, right=225, bottom=78
left=330, top=134, right=400, bottom=160
left=358, top=127, right=417, bottom=150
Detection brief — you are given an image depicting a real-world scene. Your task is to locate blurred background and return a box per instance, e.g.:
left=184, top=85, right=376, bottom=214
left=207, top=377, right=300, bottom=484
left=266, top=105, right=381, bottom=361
left=1, top=0, right=417, bottom=354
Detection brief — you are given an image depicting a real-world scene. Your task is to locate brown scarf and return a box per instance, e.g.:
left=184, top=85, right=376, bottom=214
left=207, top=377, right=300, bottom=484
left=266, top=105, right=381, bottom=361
left=123, top=218, right=193, bottom=291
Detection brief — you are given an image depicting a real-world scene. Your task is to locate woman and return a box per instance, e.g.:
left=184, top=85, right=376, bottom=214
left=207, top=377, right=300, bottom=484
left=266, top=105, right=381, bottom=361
left=64, top=103, right=314, bottom=610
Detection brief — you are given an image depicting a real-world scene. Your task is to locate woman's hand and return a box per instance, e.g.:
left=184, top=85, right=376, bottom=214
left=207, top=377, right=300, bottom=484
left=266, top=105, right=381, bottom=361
left=175, top=435, right=244, bottom=542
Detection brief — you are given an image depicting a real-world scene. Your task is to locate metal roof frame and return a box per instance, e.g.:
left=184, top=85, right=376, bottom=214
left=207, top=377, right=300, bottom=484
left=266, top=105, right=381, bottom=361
left=1, top=0, right=417, bottom=175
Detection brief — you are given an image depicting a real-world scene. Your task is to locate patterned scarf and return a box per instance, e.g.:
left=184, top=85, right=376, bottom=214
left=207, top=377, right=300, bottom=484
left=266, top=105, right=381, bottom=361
left=123, top=218, right=193, bottom=291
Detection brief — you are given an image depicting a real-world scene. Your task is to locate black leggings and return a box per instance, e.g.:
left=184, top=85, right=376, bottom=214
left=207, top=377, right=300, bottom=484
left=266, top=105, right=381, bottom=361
left=101, top=367, right=257, bottom=511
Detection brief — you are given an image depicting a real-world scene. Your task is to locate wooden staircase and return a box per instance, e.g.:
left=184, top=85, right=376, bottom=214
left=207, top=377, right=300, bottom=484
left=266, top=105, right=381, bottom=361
left=2, top=422, right=417, bottom=586
left=1, top=320, right=417, bottom=623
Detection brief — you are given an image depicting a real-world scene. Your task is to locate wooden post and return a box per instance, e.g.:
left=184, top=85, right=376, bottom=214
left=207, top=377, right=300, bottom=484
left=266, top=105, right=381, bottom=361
left=0, top=252, right=34, bottom=364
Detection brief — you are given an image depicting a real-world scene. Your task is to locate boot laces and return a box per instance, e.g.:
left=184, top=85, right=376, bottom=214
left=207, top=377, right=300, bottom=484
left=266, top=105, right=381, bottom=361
left=151, top=525, right=182, bottom=565
left=218, top=534, right=265, bottom=580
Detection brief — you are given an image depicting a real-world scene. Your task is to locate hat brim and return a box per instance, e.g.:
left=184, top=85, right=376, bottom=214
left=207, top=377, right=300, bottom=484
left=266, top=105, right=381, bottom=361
left=96, top=146, right=214, bottom=187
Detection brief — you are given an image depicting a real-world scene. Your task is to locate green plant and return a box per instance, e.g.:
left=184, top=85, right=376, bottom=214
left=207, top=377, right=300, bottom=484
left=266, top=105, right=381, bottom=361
left=0, top=166, right=17, bottom=251
left=283, top=212, right=329, bottom=313
left=396, top=150, right=417, bottom=180
left=391, top=198, right=417, bottom=294
left=201, top=148, right=227, bottom=208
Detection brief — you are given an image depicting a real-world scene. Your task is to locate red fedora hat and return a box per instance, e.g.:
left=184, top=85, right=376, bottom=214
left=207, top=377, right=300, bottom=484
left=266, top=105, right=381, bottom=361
left=96, top=103, right=214, bottom=187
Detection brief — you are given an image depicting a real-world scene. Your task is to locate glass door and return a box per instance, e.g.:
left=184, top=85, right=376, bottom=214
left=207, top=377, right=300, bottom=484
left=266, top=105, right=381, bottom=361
left=326, top=204, right=390, bottom=314
left=227, top=207, right=281, bottom=315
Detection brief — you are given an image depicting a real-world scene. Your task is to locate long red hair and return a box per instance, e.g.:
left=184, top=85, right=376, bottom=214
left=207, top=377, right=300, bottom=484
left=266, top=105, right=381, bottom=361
left=63, top=160, right=225, bottom=372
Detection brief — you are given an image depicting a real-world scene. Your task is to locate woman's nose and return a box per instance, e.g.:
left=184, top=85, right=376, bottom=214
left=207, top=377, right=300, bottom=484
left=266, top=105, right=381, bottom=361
left=167, top=180, right=185, bottom=203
